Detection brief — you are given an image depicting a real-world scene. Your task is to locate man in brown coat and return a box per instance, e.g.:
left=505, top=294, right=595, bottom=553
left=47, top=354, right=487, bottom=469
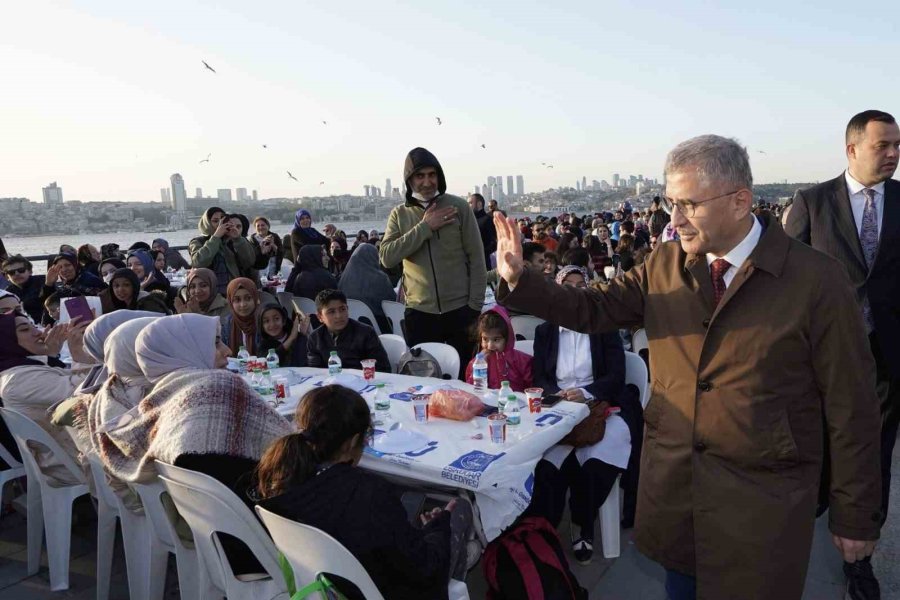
left=493, top=135, right=883, bottom=600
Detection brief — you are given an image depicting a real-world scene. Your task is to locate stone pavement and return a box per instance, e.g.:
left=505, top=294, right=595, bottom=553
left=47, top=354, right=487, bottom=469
left=1, top=437, right=897, bottom=599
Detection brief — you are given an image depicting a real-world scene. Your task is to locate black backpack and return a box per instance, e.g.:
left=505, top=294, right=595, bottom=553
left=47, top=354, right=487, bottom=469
left=483, top=517, right=588, bottom=600
left=397, top=347, right=444, bottom=379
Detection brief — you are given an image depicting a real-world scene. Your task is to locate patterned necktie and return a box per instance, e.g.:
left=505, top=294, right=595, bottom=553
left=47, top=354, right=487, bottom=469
left=859, top=188, right=879, bottom=332
left=709, top=258, right=731, bottom=308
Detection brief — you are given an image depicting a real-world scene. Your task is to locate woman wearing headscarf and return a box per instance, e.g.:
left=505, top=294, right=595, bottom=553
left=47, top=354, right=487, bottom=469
left=77, top=244, right=102, bottom=278
left=289, top=245, right=337, bottom=301
left=150, top=238, right=190, bottom=271
left=338, top=244, right=395, bottom=334
left=174, top=268, right=230, bottom=324
left=257, top=303, right=310, bottom=367
left=98, top=257, right=126, bottom=284
left=0, top=312, right=89, bottom=482
left=127, top=249, right=170, bottom=293
left=221, top=278, right=260, bottom=355
left=98, top=268, right=147, bottom=314
left=288, top=209, right=329, bottom=264
left=40, top=252, right=105, bottom=304
left=188, top=207, right=259, bottom=295
left=250, top=217, right=285, bottom=279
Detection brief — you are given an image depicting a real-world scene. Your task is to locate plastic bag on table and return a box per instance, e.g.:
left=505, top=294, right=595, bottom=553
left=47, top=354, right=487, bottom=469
left=429, top=388, right=485, bottom=421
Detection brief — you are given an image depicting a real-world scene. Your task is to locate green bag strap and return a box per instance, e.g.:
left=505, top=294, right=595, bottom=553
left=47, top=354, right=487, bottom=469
left=279, top=551, right=348, bottom=600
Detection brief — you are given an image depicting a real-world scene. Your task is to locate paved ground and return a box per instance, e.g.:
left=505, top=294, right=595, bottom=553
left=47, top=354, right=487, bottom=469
left=1, top=438, right=897, bottom=599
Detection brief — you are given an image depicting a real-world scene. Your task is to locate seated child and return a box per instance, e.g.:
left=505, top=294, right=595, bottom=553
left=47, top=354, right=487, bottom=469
left=306, top=289, right=390, bottom=373
left=257, top=302, right=310, bottom=367
left=464, top=306, right=533, bottom=392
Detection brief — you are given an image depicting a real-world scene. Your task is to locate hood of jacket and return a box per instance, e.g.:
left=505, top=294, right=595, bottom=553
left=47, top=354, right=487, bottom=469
left=487, top=304, right=517, bottom=352
left=298, top=244, right=325, bottom=270
left=403, top=147, right=446, bottom=205
left=197, top=206, right=225, bottom=237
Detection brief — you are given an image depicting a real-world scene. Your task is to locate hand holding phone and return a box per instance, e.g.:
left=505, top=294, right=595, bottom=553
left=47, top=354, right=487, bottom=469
left=541, top=394, right=563, bottom=408
left=64, top=296, right=95, bottom=325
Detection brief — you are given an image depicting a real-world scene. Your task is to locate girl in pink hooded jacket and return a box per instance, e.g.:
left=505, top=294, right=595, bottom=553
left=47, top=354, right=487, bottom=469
left=464, top=306, right=533, bottom=392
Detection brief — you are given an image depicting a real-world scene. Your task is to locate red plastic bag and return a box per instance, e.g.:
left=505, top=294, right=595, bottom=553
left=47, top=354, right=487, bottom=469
left=429, top=388, right=485, bottom=421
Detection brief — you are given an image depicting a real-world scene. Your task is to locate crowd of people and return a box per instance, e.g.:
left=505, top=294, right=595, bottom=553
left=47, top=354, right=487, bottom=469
left=0, top=109, right=897, bottom=600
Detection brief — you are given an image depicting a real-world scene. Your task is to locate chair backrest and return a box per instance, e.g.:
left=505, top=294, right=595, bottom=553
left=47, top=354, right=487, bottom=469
left=346, top=299, right=382, bottom=334
left=255, top=506, right=385, bottom=600
left=509, top=315, right=545, bottom=341
left=293, top=297, right=318, bottom=320
left=381, top=300, right=406, bottom=340
left=131, top=479, right=180, bottom=549
left=85, top=453, right=120, bottom=511
left=631, top=328, right=648, bottom=359
left=515, top=339, right=535, bottom=357
left=412, top=343, right=460, bottom=380
left=378, top=334, right=408, bottom=374
left=276, top=292, right=295, bottom=319
left=0, top=437, right=23, bottom=471
left=623, top=351, right=649, bottom=408
left=155, top=461, right=285, bottom=595
left=0, top=408, right=88, bottom=486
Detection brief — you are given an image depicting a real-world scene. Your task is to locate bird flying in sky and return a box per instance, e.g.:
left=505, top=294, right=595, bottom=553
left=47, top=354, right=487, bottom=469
left=202, top=60, right=216, bottom=73
left=322, top=120, right=327, bottom=125
left=546, top=164, right=554, bottom=169
left=319, top=181, right=325, bottom=185
left=199, top=153, right=211, bottom=164
left=287, top=171, right=299, bottom=181
left=262, top=144, right=268, bottom=149
left=435, top=117, right=442, bottom=125
left=756, top=150, right=767, bottom=154
left=480, top=144, right=486, bottom=149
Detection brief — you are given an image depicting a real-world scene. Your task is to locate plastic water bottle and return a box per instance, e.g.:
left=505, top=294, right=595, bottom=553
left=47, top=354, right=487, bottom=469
left=506, top=394, right=521, bottom=429
left=265, top=348, right=280, bottom=370
left=259, top=370, right=274, bottom=396
left=374, top=383, right=390, bottom=425
left=237, top=346, right=250, bottom=374
left=328, top=351, right=342, bottom=376
left=472, top=353, right=488, bottom=394
left=498, top=381, right=512, bottom=414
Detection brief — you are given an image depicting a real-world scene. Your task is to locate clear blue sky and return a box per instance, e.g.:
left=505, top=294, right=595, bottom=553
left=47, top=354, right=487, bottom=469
left=1, top=0, right=895, bottom=202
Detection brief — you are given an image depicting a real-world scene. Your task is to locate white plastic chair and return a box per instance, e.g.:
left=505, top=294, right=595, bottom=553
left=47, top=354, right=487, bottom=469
left=155, top=461, right=289, bottom=600
left=597, top=351, right=650, bottom=559
left=347, top=299, right=382, bottom=334
left=132, top=479, right=208, bottom=600
left=515, top=339, right=535, bottom=356
left=276, top=292, right=295, bottom=319
left=256, top=506, right=470, bottom=600
left=378, top=334, right=408, bottom=374
left=631, top=328, right=649, bottom=362
left=0, top=438, right=25, bottom=502
left=510, top=315, right=545, bottom=341
left=0, top=408, right=90, bottom=591
left=292, top=297, right=318, bottom=320
left=381, top=300, right=406, bottom=339
left=412, top=342, right=461, bottom=381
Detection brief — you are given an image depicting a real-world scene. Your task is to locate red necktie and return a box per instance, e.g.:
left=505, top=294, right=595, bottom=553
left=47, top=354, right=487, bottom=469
left=709, top=258, right=731, bottom=307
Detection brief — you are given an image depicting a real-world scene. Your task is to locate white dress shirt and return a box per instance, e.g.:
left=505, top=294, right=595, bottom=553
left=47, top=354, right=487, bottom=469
left=556, top=328, right=596, bottom=400
left=845, top=170, right=885, bottom=237
left=705, top=214, right=762, bottom=288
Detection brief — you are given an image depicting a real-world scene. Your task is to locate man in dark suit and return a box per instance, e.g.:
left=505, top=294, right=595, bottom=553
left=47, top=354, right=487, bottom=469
left=785, top=109, right=900, bottom=600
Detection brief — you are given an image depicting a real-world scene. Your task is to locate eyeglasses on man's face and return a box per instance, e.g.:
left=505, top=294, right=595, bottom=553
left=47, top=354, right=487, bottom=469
left=4, top=267, right=28, bottom=276
left=661, top=189, right=741, bottom=218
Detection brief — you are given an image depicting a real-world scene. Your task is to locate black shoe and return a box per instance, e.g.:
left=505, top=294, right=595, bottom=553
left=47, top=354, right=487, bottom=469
left=572, top=538, right=593, bottom=565
left=844, top=557, right=880, bottom=600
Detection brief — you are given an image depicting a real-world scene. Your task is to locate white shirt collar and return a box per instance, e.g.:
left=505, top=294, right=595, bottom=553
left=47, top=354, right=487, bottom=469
left=845, top=170, right=886, bottom=197
left=706, top=215, right=762, bottom=269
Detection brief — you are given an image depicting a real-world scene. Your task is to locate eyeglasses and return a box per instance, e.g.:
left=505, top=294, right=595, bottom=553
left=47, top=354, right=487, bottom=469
left=4, top=267, right=28, bottom=276
left=661, top=189, right=741, bottom=217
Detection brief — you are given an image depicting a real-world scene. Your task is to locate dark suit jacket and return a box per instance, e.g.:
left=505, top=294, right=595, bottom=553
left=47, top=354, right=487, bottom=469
left=532, top=321, right=625, bottom=401
left=785, top=174, right=900, bottom=376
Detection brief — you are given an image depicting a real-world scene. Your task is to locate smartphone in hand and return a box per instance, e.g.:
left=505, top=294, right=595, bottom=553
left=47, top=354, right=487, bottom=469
left=64, top=296, right=94, bottom=325
left=541, top=394, right=564, bottom=408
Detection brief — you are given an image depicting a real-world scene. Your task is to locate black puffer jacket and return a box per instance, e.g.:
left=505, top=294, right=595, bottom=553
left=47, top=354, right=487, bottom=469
left=289, top=245, right=337, bottom=300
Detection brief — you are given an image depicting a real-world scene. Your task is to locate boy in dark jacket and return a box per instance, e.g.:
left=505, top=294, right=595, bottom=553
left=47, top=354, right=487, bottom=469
left=307, top=289, right=391, bottom=372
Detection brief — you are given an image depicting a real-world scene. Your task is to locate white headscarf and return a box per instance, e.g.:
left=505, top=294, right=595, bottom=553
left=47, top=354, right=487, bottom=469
left=77, top=310, right=160, bottom=394
left=105, top=317, right=160, bottom=386
left=136, top=314, right=220, bottom=382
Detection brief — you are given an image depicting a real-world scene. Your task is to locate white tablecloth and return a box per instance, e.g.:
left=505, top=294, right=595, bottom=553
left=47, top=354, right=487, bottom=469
left=270, top=367, right=588, bottom=540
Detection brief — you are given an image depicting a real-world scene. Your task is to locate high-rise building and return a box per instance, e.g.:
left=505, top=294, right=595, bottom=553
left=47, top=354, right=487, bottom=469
left=170, top=174, right=186, bottom=212
left=506, top=176, right=514, bottom=198
left=196, top=187, right=203, bottom=198
left=385, top=179, right=392, bottom=197
left=485, top=183, right=493, bottom=201
left=236, top=188, right=249, bottom=202
left=252, top=190, right=258, bottom=201
left=160, top=188, right=170, bottom=204
left=491, top=183, right=501, bottom=202
left=576, top=181, right=581, bottom=191
left=217, top=189, right=232, bottom=203
left=364, top=185, right=371, bottom=197
left=497, top=178, right=503, bottom=197
left=42, top=182, right=64, bottom=206
left=582, top=176, right=587, bottom=191
left=516, top=175, right=524, bottom=196
left=612, top=173, right=620, bottom=188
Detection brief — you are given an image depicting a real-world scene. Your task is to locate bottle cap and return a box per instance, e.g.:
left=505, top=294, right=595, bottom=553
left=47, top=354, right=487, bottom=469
left=501, top=380, right=510, bottom=385
left=376, top=383, right=385, bottom=388
left=330, top=350, right=338, bottom=355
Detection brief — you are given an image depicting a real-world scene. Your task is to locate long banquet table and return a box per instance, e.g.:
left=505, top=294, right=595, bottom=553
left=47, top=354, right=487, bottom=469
left=267, top=367, right=588, bottom=541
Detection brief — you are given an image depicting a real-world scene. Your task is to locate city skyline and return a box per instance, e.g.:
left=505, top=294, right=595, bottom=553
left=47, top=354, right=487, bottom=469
left=3, top=1, right=898, bottom=202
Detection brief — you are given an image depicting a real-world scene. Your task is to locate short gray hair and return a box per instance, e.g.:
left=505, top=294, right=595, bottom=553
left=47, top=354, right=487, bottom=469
left=664, top=134, right=753, bottom=191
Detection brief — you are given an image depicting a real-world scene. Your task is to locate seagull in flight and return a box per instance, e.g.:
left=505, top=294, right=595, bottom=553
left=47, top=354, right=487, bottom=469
left=546, top=164, right=554, bottom=169
left=287, top=171, right=299, bottom=182
left=202, top=60, right=216, bottom=73
left=262, top=144, right=268, bottom=149
left=480, top=144, right=486, bottom=149
left=322, top=120, right=327, bottom=125
left=199, top=153, right=211, bottom=164
left=756, top=150, right=767, bottom=154
left=435, top=117, right=442, bottom=125
left=319, top=181, right=325, bottom=185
